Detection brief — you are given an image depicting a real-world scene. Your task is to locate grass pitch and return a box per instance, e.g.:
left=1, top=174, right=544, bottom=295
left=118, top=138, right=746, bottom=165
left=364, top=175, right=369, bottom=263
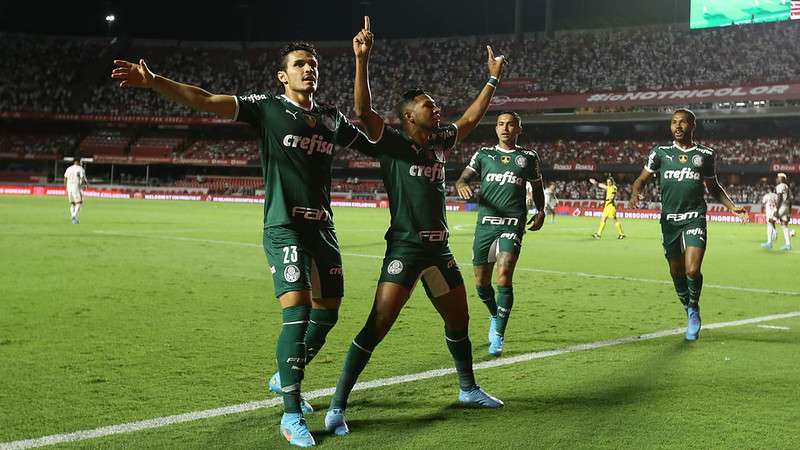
left=1, top=196, right=798, bottom=449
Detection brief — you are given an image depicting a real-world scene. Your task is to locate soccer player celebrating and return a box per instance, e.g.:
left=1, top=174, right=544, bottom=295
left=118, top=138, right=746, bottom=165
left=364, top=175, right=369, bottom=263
left=454, top=110, right=545, bottom=357
left=775, top=173, right=794, bottom=251
left=589, top=176, right=625, bottom=239
left=761, top=186, right=779, bottom=249
left=630, top=109, right=747, bottom=341
left=323, top=17, right=506, bottom=436
left=64, top=159, right=88, bottom=224
left=112, top=43, right=373, bottom=448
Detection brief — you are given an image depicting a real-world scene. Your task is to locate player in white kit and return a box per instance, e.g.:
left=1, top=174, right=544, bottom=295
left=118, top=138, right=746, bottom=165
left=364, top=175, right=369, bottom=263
left=775, top=173, right=794, bottom=251
left=64, top=160, right=87, bottom=224
left=760, top=186, right=779, bottom=249
left=542, top=182, right=558, bottom=224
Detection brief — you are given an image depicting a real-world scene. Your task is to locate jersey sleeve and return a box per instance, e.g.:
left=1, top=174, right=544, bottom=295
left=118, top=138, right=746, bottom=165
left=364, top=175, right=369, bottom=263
left=644, top=146, right=660, bottom=172
left=333, top=110, right=375, bottom=155
left=430, top=123, right=458, bottom=151
left=234, top=94, right=269, bottom=127
left=527, top=152, right=543, bottom=182
left=702, top=152, right=717, bottom=179
left=466, top=151, right=482, bottom=174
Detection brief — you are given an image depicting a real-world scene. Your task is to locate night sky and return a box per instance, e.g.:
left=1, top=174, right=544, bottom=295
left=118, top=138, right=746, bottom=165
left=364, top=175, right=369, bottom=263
left=0, top=0, right=689, bottom=41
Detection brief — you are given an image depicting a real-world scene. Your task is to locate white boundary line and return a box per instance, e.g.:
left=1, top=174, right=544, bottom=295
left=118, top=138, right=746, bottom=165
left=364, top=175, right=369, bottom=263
left=2, top=311, right=799, bottom=449
left=91, top=231, right=800, bottom=297
left=756, top=324, right=790, bottom=330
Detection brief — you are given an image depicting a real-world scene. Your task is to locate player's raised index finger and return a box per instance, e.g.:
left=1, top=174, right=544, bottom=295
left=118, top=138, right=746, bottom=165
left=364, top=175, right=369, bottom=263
left=364, top=16, right=370, bottom=31
left=113, top=59, right=131, bottom=67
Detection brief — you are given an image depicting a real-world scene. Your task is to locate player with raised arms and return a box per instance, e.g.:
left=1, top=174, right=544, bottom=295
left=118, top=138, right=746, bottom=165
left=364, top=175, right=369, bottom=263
left=630, top=109, right=747, bottom=341
left=454, top=110, right=545, bottom=357
left=112, top=41, right=374, bottom=448
left=324, top=17, right=507, bottom=436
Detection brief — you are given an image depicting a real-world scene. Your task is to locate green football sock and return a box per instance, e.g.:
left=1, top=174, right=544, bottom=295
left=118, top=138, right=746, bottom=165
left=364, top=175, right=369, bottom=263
left=476, top=285, right=497, bottom=316
left=330, top=323, right=378, bottom=410
left=672, top=275, right=689, bottom=308
left=276, top=305, right=310, bottom=414
left=495, top=285, right=514, bottom=336
left=304, top=308, right=338, bottom=364
left=445, top=326, right=476, bottom=391
left=687, top=274, right=703, bottom=307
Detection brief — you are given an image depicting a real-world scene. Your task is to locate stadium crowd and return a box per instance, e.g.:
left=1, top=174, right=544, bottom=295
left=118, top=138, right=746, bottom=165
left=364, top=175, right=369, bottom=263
left=2, top=21, right=799, bottom=116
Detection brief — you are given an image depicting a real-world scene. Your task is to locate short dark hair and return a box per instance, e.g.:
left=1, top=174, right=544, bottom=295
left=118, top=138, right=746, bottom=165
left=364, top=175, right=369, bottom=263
left=673, top=108, right=696, bottom=124
left=497, top=110, right=521, bottom=126
left=278, top=41, right=318, bottom=71
left=395, top=88, right=431, bottom=121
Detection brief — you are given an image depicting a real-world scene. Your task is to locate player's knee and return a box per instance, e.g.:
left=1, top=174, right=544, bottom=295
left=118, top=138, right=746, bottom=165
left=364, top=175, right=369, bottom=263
left=685, top=267, right=701, bottom=279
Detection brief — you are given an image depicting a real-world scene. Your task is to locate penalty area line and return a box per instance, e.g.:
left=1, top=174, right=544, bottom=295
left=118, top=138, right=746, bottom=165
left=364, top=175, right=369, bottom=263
left=3, top=310, right=800, bottom=449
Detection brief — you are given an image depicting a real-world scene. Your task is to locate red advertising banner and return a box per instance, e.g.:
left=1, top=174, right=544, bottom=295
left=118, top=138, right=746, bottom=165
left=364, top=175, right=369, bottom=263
left=771, top=163, right=800, bottom=173
left=348, top=160, right=381, bottom=169
left=490, top=81, right=800, bottom=111
left=551, top=163, right=596, bottom=171
left=0, top=111, right=240, bottom=125
left=92, top=155, right=252, bottom=166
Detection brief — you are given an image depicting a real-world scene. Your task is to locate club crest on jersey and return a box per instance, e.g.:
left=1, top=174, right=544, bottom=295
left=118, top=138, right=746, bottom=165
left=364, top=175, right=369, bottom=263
left=515, top=155, right=527, bottom=168
left=691, top=155, right=703, bottom=167
left=387, top=259, right=404, bottom=275
left=303, top=113, right=316, bottom=128
left=500, top=155, right=512, bottom=164
left=284, top=265, right=301, bottom=283
left=678, top=154, right=689, bottom=164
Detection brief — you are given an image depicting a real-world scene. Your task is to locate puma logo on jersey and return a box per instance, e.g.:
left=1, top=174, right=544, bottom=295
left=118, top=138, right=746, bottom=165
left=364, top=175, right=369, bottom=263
left=292, top=206, right=331, bottom=221
left=666, top=211, right=700, bottom=221
left=485, top=171, right=524, bottom=186
left=481, top=216, right=519, bottom=226
left=663, top=168, right=700, bottom=181
left=409, top=163, right=445, bottom=182
left=283, top=134, right=334, bottom=155
left=285, top=109, right=300, bottom=119
left=664, top=155, right=674, bottom=160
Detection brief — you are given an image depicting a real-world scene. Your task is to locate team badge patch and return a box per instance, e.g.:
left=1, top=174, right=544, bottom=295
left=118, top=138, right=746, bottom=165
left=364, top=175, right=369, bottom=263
left=387, top=259, right=404, bottom=275
left=678, top=154, right=689, bottom=164
left=515, top=155, right=527, bottom=168
left=500, top=155, right=511, bottom=164
left=284, top=265, right=301, bottom=282
left=303, top=113, right=317, bottom=128
left=691, top=155, right=703, bottom=167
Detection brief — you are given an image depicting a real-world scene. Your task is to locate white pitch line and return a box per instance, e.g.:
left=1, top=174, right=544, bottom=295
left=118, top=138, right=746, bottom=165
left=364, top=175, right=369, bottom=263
left=91, top=231, right=800, bottom=297
left=3, top=310, right=799, bottom=450
left=756, top=324, right=790, bottom=330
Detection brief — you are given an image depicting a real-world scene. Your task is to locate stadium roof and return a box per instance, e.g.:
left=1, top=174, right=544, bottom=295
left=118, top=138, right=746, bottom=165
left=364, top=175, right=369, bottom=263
left=0, top=0, right=689, bottom=42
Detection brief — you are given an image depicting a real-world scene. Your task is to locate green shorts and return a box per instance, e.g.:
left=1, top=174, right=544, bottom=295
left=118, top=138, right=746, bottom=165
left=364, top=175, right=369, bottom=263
left=378, top=243, right=464, bottom=299
left=661, top=218, right=707, bottom=259
left=263, top=224, right=343, bottom=299
left=472, top=225, right=523, bottom=266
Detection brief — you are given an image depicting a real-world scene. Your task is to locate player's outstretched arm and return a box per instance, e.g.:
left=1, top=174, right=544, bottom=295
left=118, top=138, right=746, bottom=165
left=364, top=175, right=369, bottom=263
left=588, top=178, right=607, bottom=189
left=454, top=167, right=477, bottom=200
left=705, top=178, right=749, bottom=222
left=452, top=46, right=507, bottom=143
left=629, top=168, right=653, bottom=209
left=352, top=16, right=384, bottom=141
left=527, top=179, right=546, bottom=231
left=111, top=59, right=236, bottom=120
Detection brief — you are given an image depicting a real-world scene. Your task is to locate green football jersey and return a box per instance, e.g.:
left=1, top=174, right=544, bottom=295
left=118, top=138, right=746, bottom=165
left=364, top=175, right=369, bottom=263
left=364, top=123, right=458, bottom=247
left=644, top=142, right=717, bottom=223
left=467, top=146, right=542, bottom=228
left=235, top=94, right=369, bottom=229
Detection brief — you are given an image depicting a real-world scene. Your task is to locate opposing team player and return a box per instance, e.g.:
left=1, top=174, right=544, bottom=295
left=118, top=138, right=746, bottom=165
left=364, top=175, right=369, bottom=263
left=324, top=17, right=506, bottom=436
left=542, top=181, right=559, bottom=224
left=112, top=42, right=373, bottom=447
left=590, top=176, right=625, bottom=239
left=761, top=186, right=779, bottom=249
left=455, top=110, right=545, bottom=357
left=630, top=109, right=747, bottom=341
left=64, top=159, right=88, bottom=224
left=775, top=173, right=794, bottom=251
